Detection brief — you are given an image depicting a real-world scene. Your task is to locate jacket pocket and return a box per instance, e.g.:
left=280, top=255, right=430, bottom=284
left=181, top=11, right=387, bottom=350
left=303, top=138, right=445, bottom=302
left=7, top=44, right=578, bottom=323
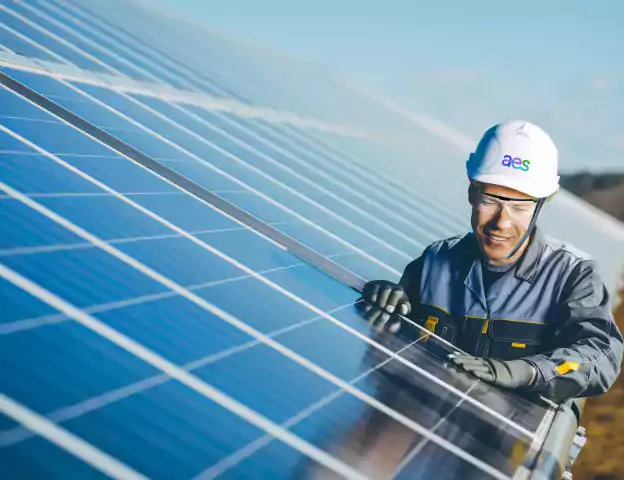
left=487, top=320, right=548, bottom=360
left=420, top=315, right=458, bottom=344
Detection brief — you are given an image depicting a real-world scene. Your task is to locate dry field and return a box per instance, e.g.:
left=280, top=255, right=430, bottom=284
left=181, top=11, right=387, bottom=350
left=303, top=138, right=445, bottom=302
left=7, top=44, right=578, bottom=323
left=573, top=289, right=624, bottom=479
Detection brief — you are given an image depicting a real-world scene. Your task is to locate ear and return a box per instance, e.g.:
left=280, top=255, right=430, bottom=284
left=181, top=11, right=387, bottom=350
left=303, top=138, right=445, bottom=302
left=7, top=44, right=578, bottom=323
left=468, top=182, right=476, bottom=205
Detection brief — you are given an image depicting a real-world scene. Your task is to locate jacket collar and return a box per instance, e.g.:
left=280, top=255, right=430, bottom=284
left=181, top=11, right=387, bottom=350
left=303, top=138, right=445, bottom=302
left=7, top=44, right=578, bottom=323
left=462, top=228, right=546, bottom=290
left=514, top=228, right=546, bottom=283
left=461, top=234, right=488, bottom=311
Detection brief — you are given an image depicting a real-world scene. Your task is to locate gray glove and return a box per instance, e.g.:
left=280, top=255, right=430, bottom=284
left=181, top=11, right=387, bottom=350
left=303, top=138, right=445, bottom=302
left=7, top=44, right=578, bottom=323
left=450, top=355, right=536, bottom=390
left=360, top=280, right=411, bottom=332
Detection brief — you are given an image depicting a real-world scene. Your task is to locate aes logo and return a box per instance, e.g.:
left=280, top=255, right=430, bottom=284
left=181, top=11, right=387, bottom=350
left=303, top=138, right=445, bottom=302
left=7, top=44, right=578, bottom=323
left=501, top=155, right=530, bottom=172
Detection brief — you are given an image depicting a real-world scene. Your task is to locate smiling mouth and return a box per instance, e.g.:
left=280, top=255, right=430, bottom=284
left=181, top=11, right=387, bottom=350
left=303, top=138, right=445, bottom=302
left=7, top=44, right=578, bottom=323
left=485, top=232, right=512, bottom=242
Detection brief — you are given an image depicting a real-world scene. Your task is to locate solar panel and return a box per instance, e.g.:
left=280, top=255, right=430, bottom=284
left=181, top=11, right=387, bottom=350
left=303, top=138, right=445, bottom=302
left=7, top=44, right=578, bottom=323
left=1, top=0, right=622, bottom=478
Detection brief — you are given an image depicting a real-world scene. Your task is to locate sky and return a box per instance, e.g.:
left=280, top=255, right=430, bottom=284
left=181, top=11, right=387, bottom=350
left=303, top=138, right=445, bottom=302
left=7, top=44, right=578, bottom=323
left=148, top=0, right=623, bottom=173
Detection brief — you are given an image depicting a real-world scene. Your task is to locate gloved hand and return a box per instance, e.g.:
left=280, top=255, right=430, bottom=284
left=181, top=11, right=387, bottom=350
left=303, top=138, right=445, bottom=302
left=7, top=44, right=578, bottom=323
left=359, top=280, right=411, bottom=332
left=449, top=355, right=536, bottom=390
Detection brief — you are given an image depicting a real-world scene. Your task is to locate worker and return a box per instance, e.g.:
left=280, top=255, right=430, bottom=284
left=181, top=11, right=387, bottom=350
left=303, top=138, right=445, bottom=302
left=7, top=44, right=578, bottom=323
left=361, top=120, right=623, bottom=403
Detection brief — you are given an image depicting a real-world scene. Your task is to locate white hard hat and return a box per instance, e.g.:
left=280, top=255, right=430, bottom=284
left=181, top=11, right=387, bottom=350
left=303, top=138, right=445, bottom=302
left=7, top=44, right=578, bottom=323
left=466, top=120, right=560, bottom=198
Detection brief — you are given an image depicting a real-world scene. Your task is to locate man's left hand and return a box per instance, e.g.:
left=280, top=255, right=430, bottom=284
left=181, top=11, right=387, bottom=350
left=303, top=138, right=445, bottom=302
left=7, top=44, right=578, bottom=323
left=449, top=355, right=536, bottom=390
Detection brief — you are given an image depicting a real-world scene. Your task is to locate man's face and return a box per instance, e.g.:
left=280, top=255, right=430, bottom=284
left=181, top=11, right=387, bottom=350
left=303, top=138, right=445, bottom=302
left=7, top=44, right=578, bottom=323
left=470, top=182, right=538, bottom=264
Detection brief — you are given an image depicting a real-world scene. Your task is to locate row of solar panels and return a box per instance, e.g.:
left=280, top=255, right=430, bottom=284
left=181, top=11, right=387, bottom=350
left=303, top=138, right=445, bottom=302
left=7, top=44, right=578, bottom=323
left=0, top=62, right=557, bottom=480
left=2, top=0, right=623, bottom=293
left=0, top=0, right=621, bottom=478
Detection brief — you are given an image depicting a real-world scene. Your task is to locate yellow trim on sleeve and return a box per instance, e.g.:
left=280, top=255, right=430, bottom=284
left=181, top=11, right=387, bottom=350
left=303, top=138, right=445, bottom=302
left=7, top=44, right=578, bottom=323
left=511, top=342, right=526, bottom=348
left=556, top=361, right=580, bottom=375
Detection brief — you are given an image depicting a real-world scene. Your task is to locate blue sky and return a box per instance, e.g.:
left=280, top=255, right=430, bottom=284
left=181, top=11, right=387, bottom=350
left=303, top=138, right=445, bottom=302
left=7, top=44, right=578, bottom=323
left=149, top=0, right=623, bottom=173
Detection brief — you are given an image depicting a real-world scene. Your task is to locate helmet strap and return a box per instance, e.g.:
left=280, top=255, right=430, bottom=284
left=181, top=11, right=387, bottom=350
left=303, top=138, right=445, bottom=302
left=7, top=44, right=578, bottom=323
left=502, top=198, right=546, bottom=261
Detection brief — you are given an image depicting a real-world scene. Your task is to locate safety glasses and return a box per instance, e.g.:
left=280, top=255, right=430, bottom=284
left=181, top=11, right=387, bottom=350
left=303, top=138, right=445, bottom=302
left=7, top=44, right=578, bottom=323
left=474, top=191, right=538, bottom=219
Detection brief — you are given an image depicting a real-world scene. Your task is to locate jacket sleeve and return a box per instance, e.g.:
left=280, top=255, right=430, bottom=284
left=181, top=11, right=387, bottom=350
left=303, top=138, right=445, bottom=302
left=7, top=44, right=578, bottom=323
left=399, top=254, right=424, bottom=306
left=523, top=259, right=623, bottom=403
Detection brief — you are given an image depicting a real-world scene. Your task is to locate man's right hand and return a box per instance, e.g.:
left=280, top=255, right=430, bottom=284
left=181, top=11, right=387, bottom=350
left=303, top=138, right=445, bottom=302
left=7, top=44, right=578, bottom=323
left=359, top=280, right=411, bottom=332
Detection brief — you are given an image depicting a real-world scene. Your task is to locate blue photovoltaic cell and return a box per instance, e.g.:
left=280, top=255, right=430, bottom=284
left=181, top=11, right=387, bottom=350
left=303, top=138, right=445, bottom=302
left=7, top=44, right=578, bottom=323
left=34, top=0, right=181, bottom=88
left=124, top=194, right=241, bottom=232
left=179, top=113, right=429, bottom=255
left=0, top=318, right=159, bottom=413
left=1, top=115, right=117, bottom=156
left=330, top=250, right=403, bottom=284
left=45, top=0, right=240, bottom=100
left=1, top=246, right=170, bottom=309
left=194, top=343, right=340, bottom=423
left=0, top=200, right=85, bottom=251
left=0, top=85, right=56, bottom=122
left=0, top=6, right=109, bottom=73
left=0, top=24, right=60, bottom=62
left=4, top=2, right=151, bottom=82
left=197, top=277, right=322, bottom=333
left=0, top=277, right=58, bottom=325
left=94, top=294, right=253, bottom=365
left=0, top=432, right=109, bottom=480
left=0, top=153, right=103, bottom=195
left=58, top=381, right=267, bottom=479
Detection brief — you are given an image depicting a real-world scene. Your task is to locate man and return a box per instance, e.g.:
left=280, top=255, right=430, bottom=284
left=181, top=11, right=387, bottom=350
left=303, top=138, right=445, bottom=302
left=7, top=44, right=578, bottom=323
left=362, top=120, right=623, bottom=403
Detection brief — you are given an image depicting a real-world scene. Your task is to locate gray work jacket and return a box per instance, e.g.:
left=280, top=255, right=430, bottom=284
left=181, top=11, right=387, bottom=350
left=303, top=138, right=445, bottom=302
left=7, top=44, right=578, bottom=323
left=399, top=229, right=623, bottom=402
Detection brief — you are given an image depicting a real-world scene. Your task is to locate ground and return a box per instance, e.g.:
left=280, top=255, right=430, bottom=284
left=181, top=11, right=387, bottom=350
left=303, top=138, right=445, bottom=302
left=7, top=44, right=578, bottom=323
left=573, top=289, right=624, bottom=479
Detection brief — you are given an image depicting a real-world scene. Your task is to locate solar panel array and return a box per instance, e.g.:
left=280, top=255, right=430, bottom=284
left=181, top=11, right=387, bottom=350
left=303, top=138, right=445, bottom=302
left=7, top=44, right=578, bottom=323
left=1, top=1, right=622, bottom=479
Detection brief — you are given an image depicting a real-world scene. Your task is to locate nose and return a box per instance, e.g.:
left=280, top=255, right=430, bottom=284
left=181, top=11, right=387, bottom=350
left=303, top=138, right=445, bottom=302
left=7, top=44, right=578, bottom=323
left=492, top=204, right=514, bottom=229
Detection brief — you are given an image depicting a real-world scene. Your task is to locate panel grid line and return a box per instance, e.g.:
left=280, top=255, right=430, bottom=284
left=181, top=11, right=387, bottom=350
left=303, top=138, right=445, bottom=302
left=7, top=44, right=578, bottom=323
left=36, top=0, right=199, bottom=93
left=0, top=218, right=380, bottom=259
left=0, top=394, right=149, bottom=480
left=0, top=224, right=282, bottom=257
left=0, top=3, right=122, bottom=77
left=393, top=382, right=479, bottom=475
left=0, top=21, right=72, bottom=66
left=0, top=115, right=59, bottom=124
left=13, top=0, right=165, bottom=87
left=0, top=121, right=537, bottom=441
left=0, top=191, right=187, bottom=200
left=0, top=150, right=123, bottom=158
left=56, top=0, right=218, bottom=94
